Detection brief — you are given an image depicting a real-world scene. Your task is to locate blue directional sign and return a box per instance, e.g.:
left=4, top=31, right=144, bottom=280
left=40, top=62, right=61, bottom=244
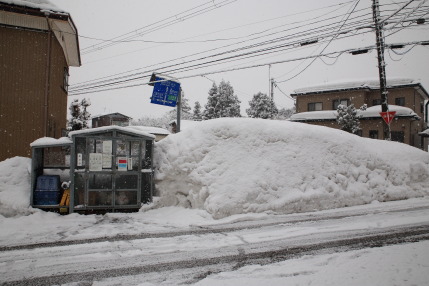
left=151, top=77, right=181, bottom=107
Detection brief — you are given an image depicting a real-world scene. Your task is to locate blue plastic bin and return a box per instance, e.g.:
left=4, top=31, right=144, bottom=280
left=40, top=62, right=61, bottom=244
left=34, top=175, right=61, bottom=205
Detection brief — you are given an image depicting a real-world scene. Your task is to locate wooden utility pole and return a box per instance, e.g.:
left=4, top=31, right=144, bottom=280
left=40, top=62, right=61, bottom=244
left=372, top=0, right=391, bottom=140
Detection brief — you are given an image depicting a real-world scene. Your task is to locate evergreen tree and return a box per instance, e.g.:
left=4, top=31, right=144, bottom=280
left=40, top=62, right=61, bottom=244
left=193, top=101, right=202, bottom=120
left=180, top=94, right=191, bottom=114
left=202, top=80, right=241, bottom=120
left=336, top=104, right=362, bottom=134
left=80, top=98, right=91, bottom=129
left=67, top=98, right=91, bottom=131
left=246, top=92, right=278, bottom=119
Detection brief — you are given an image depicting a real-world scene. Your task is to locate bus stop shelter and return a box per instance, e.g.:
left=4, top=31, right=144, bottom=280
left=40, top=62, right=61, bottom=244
left=30, top=126, right=155, bottom=214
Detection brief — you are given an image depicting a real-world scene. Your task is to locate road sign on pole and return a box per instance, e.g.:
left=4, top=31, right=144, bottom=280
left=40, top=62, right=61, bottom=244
left=380, top=111, right=396, bottom=125
left=150, top=75, right=181, bottom=107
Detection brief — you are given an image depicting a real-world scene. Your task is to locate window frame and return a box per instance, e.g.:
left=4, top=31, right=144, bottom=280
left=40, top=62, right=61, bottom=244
left=395, top=97, right=405, bottom=106
left=333, top=99, right=350, bottom=110
left=308, top=102, right=323, bottom=112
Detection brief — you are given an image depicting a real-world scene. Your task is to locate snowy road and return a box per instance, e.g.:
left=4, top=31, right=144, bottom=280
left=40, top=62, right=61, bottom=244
left=1, top=202, right=429, bottom=286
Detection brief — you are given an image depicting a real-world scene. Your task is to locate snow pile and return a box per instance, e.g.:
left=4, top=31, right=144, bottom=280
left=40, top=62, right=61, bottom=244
left=154, top=118, right=429, bottom=219
left=0, top=157, right=32, bottom=217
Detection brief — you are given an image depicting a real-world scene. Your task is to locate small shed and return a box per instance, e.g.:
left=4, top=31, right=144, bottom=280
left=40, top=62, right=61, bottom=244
left=92, top=113, right=132, bottom=128
left=30, top=126, right=155, bottom=214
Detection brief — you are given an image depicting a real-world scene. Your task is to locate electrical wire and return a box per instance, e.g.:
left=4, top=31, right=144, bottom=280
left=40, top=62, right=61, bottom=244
left=68, top=1, right=427, bottom=95
left=70, top=8, right=375, bottom=91
left=275, top=0, right=361, bottom=83
left=80, top=0, right=238, bottom=55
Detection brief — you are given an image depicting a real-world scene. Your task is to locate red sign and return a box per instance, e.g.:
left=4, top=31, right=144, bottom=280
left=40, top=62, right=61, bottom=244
left=380, top=111, right=396, bottom=125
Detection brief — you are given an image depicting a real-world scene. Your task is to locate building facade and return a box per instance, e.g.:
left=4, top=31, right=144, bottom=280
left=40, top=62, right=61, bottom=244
left=92, top=113, right=132, bottom=128
left=0, top=1, right=80, bottom=161
left=290, top=79, right=429, bottom=149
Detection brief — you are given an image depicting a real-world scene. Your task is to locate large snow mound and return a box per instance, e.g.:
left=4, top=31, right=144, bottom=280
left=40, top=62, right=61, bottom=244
left=0, top=157, right=32, bottom=217
left=154, top=118, right=429, bottom=219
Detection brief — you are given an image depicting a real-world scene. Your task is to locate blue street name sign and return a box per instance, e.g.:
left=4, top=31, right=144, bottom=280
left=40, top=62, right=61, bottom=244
left=151, top=77, right=181, bottom=107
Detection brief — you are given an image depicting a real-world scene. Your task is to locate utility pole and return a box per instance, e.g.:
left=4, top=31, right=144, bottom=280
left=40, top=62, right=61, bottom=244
left=268, top=64, right=272, bottom=99
left=270, top=78, right=274, bottom=100
left=372, top=0, right=391, bottom=140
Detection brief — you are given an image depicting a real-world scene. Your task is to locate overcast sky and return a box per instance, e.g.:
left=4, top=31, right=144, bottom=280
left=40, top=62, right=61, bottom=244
left=49, top=0, right=429, bottom=119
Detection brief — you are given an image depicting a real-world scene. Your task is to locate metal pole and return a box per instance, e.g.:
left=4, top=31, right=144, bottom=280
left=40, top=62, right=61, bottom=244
left=372, top=0, right=391, bottom=140
left=44, top=13, right=52, bottom=137
left=176, top=88, right=182, bottom=133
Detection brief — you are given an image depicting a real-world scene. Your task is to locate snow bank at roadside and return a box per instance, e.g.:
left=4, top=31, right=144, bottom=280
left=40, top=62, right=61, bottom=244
left=154, top=118, right=429, bottom=219
left=0, top=157, right=32, bottom=217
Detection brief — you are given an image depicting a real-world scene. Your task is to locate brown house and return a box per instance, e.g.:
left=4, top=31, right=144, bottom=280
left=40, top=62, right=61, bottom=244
left=290, top=79, right=429, bottom=149
left=92, top=113, right=132, bottom=128
left=0, top=0, right=81, bottom=161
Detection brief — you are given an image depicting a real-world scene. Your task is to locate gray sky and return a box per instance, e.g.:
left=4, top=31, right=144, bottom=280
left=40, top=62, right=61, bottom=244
left=50, top=0, right=429, bottom=119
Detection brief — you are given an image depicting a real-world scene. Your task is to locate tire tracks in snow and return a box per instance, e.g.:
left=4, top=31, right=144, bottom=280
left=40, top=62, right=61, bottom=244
left=1, top=204, right=428, bottom=252
left=3, top=225, right=429, bottom=286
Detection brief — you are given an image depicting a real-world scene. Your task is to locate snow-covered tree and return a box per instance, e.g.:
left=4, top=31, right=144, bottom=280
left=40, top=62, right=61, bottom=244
left=275, top=107, right=296, bottom=120
left=193, top=101, right=202, bottom=121
left=67, top=98, right=91, bottom=131
left=246, top=92, right=278, bottom=119
left=336, top=104, right=362, bottom=134
left=80, top=98, right=91, bottom=129
left=202, top=80, right=241, bottom=120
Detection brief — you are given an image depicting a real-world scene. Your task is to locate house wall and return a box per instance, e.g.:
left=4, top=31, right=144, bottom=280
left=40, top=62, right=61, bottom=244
left=293, top=86, right=426, bottom=149
left=92, top=116, right=130, bottom=128
left=0, top=26, right=68, bottom=161
left=295, top=90, right=367, bottom=113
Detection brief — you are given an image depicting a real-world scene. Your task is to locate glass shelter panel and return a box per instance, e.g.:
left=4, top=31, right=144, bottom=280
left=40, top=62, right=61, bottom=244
left=89, top=191, right=113, bottom=206
left=88, top=173, right=112, bottom=189
left=116, top=174, right=138, bottom=190
left=115, top=191, right=137, bottom=206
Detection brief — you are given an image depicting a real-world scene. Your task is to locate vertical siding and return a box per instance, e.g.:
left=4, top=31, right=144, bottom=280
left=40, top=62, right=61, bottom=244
left=0, top=26, right=68, bottom=161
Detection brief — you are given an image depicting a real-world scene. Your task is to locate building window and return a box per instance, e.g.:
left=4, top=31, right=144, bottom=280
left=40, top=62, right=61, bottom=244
left=63, top=67, right=69, bottom=92
left=308, top=102, right=323, bottom=111
left=395, top=97, right=405, bottom=106
left=333, top=99, right=349, bottom=110
left=391, top=131, right=404, bottom=143
left=355, top=130, right=363, bottom=137
left=372, top=99, right=382, bottom=106
left=369, top=130, right=378, bottom=139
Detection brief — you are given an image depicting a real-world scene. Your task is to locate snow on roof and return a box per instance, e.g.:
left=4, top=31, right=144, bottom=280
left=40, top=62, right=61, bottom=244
left=127, top=126, right=171, bottom=135
left=293, top=78, right=421, bottom=95
left=290, top=105, right=419, bottom=121
left=68, top=126, right=155, bottom=139
left=0, top=0, right=64, bottom=13
left=91, top=112, right=132, bottom=119
left=30, top=136, right=72, bottom=147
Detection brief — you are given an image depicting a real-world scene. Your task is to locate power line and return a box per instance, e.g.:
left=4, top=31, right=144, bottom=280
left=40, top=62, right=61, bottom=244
left=80, top=0, right=238, bottom=55
left=68, top=40, right=428, bottom=96
left=68, top=1, right=427, bottom=95
left=70, top=23, right=376, bottom=94
left=275, top=0, right=361, bottom=83
left=70, top=7, right=375, bottom=91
